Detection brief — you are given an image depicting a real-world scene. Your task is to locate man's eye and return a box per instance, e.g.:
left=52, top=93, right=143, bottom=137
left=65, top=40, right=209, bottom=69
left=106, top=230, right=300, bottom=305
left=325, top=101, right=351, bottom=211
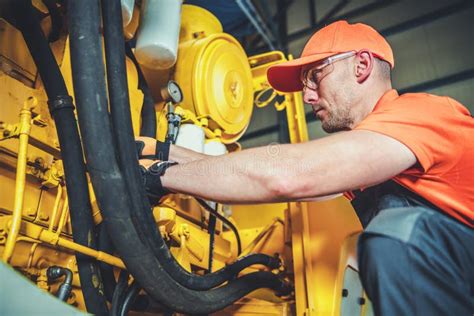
left=311, top=70, right=322, bottom=81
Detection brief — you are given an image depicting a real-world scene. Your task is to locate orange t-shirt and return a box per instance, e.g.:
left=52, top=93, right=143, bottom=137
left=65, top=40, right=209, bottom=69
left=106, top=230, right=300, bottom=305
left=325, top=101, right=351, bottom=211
left=350, top=89, right=474, bottom=227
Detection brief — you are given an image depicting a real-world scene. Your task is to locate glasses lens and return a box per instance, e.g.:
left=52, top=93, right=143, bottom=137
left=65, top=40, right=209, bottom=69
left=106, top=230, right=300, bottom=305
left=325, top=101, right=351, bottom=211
left=303, top=63, right=332, bottom=90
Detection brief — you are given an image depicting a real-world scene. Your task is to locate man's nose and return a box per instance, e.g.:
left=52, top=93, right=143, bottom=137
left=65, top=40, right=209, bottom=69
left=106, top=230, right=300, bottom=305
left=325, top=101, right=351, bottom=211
left=303, top=87, right=320, bottom=104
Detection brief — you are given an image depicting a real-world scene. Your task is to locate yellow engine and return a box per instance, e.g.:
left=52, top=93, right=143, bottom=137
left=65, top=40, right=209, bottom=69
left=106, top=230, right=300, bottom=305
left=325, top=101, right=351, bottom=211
left=0, top=1, right=367, bottom=315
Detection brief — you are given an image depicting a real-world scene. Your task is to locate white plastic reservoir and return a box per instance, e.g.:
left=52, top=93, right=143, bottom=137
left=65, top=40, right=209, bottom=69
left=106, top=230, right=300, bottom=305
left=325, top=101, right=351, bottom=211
left=204, top=140, right=227, bottom=156
left=121, top=0, right=135, bottom=27
left=175, top=124, right=205, bottom=153
left=135, top=0, right=183, bottom=69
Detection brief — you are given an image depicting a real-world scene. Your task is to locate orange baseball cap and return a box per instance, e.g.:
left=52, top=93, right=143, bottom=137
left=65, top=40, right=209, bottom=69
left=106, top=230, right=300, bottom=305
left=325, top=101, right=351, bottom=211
left=267, top=20, right=394, bottom=92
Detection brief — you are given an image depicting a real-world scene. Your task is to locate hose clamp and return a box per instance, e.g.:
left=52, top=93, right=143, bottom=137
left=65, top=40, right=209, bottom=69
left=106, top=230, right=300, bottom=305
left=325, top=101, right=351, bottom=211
left=48, top=95, right=74, bottom=114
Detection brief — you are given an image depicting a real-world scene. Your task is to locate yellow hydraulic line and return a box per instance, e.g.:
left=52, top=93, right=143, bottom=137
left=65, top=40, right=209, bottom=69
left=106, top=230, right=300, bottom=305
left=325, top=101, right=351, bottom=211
left=2, top=104, right=32, bottom=263
left=38, top=229, right=126, bottom=269
left=48, top=185, right=63, bottom=231
left=56, top=195, right=69, bottom=236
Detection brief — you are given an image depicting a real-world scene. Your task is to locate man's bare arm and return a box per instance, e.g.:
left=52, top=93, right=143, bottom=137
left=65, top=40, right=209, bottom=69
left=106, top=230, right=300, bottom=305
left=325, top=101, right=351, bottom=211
left=160, top=130, right=416, bottom=204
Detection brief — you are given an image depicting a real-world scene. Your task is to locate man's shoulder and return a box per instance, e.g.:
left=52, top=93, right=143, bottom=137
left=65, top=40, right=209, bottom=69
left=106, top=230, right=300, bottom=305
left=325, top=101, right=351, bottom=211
left=386, top=92, right=470, bottom=116
left=395, top=91, right=446, bottom=105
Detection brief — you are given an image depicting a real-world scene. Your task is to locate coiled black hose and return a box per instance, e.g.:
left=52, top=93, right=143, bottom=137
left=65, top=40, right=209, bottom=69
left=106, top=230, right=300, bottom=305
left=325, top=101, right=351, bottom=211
left=100, top=0, right=286, bottom=292
left=12, top=1, right=108, bottom=314
left=70, top=1, right=291, bottom=313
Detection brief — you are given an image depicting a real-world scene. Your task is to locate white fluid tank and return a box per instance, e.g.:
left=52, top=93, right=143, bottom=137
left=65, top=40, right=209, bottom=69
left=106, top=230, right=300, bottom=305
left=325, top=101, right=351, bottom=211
left=204, top=140, right=227, bottom=156
left=175, top=124, right=205, bottom=153
left=135, top=0, right=183, bottom=69
left=121, top=0, right=135, bottom=27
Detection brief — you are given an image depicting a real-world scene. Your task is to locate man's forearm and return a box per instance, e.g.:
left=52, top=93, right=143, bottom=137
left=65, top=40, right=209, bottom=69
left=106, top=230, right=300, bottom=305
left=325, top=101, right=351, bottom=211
left=169, top=144, right=208, bottom=164
left=161, top=144, right=306, bottom=204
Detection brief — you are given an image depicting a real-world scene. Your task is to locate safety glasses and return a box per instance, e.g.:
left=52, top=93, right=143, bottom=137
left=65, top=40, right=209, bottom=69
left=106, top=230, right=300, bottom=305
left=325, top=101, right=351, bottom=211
left=300, top=51, right=356, bottom=90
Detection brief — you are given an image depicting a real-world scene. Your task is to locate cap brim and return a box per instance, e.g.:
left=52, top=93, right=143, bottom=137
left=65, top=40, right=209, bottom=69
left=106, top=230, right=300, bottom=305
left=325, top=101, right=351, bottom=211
left=267, top=52, right=337, bottom=93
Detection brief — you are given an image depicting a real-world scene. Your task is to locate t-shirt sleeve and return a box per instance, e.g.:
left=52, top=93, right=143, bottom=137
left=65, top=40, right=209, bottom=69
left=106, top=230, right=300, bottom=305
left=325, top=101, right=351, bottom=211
left=354, top=94, right=463, bottom=173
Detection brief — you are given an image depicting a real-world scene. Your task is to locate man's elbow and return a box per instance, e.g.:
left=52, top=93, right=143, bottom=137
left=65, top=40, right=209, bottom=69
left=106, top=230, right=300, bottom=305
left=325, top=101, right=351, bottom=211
left=266, top=175, right=314, bottom=201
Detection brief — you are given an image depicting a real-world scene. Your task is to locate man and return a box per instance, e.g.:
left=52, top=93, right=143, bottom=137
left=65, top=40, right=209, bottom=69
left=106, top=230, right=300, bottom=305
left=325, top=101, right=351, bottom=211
left=136, top=21, right=474, bottom=315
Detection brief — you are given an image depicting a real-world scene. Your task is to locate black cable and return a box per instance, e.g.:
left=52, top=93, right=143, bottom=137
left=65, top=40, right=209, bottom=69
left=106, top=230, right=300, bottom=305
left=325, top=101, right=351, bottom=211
left=207, top=207, right=217, bottom=273
left=119, top=281, right=141, bottom=316
left=96, top=223, right=117, bottom=303
left=124, top=42, right=157, bottom=138
left=97, top=224, right=150, bottom=312
left=196, top=198, right=242, bottom=255
left=13, top=1, right=108, bottom=314
left=111, top=271, right=129, bottom=316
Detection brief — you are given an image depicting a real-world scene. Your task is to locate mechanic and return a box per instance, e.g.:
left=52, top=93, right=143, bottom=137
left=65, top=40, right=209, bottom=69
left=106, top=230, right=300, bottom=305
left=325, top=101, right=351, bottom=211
left=136, top=20, right=474, bottom=315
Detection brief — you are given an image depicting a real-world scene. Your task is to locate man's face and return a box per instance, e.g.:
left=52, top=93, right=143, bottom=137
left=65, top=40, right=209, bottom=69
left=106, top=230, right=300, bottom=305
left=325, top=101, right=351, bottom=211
left=302, top=57, right=356, bottom=133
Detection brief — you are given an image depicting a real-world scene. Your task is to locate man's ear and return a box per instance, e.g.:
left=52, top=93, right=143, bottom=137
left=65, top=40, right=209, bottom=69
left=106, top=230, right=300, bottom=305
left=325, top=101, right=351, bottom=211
left=355, top=50, right=374, bottom=83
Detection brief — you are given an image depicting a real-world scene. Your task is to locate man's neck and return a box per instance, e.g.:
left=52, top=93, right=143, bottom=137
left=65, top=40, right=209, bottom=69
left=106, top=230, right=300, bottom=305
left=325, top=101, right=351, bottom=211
left=351, top=83, right=392, bottom=128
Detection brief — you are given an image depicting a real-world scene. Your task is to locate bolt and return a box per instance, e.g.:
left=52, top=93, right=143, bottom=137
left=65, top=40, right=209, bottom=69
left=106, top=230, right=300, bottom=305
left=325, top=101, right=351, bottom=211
left=39, top=212, right=49, bottom=221
left=26, top=208, right=36, bottom=217
left=342, top=289, right=349, bottom=297
left=358, top=297, right=366, bottom=305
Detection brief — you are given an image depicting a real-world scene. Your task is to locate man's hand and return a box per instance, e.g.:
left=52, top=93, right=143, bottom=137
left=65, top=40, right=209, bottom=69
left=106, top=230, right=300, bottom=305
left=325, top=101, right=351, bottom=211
left=139, top=159, right=177, bottom=206
left=136, top=136, right=170, bottom=161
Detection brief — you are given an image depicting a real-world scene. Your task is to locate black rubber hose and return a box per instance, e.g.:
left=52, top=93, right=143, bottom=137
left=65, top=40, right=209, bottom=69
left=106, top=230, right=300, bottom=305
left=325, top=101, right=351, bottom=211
left=97, top=223, right=117, bottom=303
left=100, top=0, right=284, bottom=291
left=42, top=0, right=62, bottom=42
left=124, top=43, right=157, bottom=138
left=97, top=224, right=150, bottom=311
left=111, top=271, right=129, bottom=316
left=47, top=266, right=73, bottom=301
left=196, top=198, right=242, bottom=255
left=70, top=1, right=291, bottom=313
left=12, top=1, right=108, bottom=314
left=207, top=210, right=217, bottom=273
left=119, top=281, right=141, bottom=316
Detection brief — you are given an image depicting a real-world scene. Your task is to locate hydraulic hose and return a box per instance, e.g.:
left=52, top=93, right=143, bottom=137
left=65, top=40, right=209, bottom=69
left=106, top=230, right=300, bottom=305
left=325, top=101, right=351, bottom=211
left=12, top=1, right=108, bottom=314
left=70, top=1, right=291, bottom=313
left=97, top=223, right=117, bottom=302
left=47, top=266, right=73, bottom=301
left=119, top=281, right=141, bottom=316
left=111, top=271, right=129, bottom=316
left=98, top=224, right=149, bottom=312
left=124, top=43, right=157, bottom=138
left=42, top=0, right=62, bottom=42
left=101, top=0, right=285, bottom=291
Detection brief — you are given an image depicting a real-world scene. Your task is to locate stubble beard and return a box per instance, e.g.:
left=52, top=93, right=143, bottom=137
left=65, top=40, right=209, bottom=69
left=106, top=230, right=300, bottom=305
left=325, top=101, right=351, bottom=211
left=320, top=103, right=354, bottom=133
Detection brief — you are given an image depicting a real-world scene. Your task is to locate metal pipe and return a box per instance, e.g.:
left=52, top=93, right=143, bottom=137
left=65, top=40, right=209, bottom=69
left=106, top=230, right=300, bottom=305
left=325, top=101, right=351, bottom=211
left=2, top=103, right=32, bottom=263
left=48, top=185, right=63, bottom=231
left=236, top=0, right=276, bottom=50
left=35, top=227, right=126, bottom=269
left=55, top=195, right=69, bottom=236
